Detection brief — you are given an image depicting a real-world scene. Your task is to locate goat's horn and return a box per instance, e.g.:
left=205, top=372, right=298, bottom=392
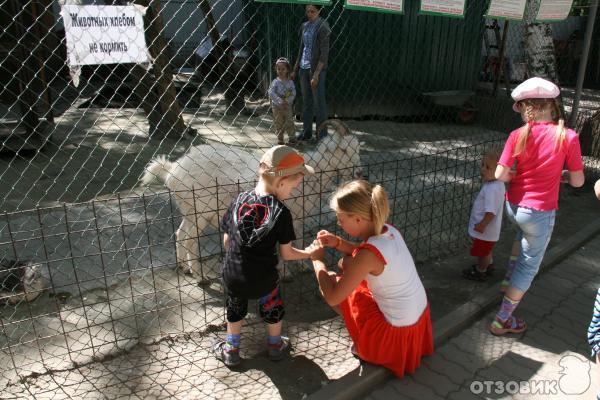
left=316, top=119, right=350, bottom=137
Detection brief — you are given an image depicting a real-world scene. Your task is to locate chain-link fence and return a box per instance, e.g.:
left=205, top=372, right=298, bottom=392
left=2, top=0, right=600, bottom=398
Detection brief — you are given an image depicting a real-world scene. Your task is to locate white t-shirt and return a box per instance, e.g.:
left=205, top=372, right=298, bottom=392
left=362, top=224, right=428, bottom=327
left=468, top=180, right=505, bottom=242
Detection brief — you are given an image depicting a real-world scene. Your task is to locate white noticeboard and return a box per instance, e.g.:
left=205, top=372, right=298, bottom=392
left=420, top=0, right=466, bottom=18
left=486, top=0, right=527, bottom=20
left=536, top=0, right=573, bottom=21
left=344, top=0, right=404, bottom=14
left=61, top=5, right=149, bottom=66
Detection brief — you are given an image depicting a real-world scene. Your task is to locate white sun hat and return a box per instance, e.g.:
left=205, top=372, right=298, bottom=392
left=511, top=77, right=560, bottom=112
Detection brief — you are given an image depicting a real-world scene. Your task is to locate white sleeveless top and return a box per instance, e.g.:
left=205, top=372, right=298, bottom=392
left=359, top=224, right=428, bottom=327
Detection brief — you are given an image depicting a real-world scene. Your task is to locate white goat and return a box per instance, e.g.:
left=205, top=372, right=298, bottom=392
left=141, top=120, right=362, bottom=278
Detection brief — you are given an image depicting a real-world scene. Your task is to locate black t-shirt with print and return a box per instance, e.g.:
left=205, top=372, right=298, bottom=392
left=220, top=190, right=296, bottom=298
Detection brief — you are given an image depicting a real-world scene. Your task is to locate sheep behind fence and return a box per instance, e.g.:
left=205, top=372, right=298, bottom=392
left=140, top=119, right=363, bottom=280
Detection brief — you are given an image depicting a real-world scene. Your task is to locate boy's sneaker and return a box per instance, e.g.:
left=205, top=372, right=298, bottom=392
left=462, top=264, right=493, bottom=282
left=267, top=336, right=291, bottom=361
left=213, top=340, right=241, bottom=367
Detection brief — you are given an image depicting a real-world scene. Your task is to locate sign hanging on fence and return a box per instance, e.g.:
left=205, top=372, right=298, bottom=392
left=419, top=0, right=466, bottom=18
left=254, top=0, right=331, bottom=4
left=60, top=5, right=150, bottom=66
left=535, top=0, right=574, bottom=21
left=344, top=0, right=403, bottom=14
left=486, top=0, right=527, bottom=20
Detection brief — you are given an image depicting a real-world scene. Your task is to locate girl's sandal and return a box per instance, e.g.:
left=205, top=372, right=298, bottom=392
left=462, top=264, right=490, bottom=282
left=489, top=316, right=527, bottom=336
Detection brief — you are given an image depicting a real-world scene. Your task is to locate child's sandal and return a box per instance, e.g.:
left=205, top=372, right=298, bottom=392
left=462, top=265, right=490, bottom=282
left=489, top=316, right=527, bottom=336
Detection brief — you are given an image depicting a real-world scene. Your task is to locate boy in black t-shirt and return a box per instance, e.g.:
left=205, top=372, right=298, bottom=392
left=213, top=145, right=318, bottom=367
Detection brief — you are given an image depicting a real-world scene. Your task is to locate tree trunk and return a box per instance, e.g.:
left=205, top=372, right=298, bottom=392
left=523, top=1, right=559, bottom=82
left=133, top=0, right=189, bottom=139
left=524, top=22, right=560, bottom=82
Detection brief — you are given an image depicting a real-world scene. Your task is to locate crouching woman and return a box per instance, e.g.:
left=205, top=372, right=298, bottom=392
left=310, top=180, right=433, bottom=377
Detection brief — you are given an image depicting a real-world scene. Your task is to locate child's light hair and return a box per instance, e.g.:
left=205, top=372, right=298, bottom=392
left=330, top=180, right=390, bottom=235
left=514, top=98, right=566, bottom=156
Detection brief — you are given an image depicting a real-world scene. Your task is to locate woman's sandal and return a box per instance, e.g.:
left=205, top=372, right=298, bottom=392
left=462, top=264, right=494, bottom=282
left=489, top=316, right=527, bottom=336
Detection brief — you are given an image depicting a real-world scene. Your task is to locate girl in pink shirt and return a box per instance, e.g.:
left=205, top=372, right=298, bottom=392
left=491, top=77, right=584, bottom=336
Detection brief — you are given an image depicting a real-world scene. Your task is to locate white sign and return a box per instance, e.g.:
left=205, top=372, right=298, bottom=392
left=344, top=0, right=403, bottom=14
left=61, top=5, right=149, bottom=66
left=486, top=0, right=527, bottom=20
left=536, top=0, right=573, bottom=21
left=420, top=0, right=466, bottom=17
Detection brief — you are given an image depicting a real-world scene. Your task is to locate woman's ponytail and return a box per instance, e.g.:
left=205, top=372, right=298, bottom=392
left=370, top=184, right=390, bottom=235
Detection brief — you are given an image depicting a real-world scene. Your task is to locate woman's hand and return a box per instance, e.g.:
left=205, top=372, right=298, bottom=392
left=317, top=230, right=339, bottom=248
left=306, top=239, right=325, bottom=261
left=290, top=71, right=296, bottom=81
left=310, top=74, right=319, bottom=89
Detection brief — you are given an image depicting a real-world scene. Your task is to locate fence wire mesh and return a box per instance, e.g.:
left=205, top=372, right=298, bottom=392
left=1, top=0, right=600, bottom=398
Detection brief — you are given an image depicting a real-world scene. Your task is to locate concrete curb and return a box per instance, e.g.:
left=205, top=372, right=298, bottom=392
left=307, top=218, right=600, bottom=400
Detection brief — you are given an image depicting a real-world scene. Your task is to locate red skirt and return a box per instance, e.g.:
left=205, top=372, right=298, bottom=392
left=340, top=281, right=434, bottom=378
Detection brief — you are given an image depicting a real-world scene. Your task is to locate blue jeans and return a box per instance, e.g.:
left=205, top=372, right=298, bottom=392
left=505, top=202, right=555, bottom=293
left=299, top=68, right=328, bottom=139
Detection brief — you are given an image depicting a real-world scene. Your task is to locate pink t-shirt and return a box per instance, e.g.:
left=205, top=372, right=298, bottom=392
left=499, top=122, right=583, bottom=211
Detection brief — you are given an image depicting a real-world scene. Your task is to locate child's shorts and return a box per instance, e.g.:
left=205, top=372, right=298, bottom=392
left=226, top=286, right=285, bottom=324
left=470, top=238, right=496, bottom=257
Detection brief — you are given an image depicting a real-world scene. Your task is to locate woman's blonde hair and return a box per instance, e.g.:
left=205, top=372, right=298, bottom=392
left=330, top=180, right=390, bottom=235
left=514, top=98, right=566, bottom=156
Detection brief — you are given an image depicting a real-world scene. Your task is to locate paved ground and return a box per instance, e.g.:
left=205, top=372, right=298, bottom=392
left=2, top=80, right=600, bottom=398
left=2, top=185, right=598, bottom=399
left=364, top=237, right=600, bottom=400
